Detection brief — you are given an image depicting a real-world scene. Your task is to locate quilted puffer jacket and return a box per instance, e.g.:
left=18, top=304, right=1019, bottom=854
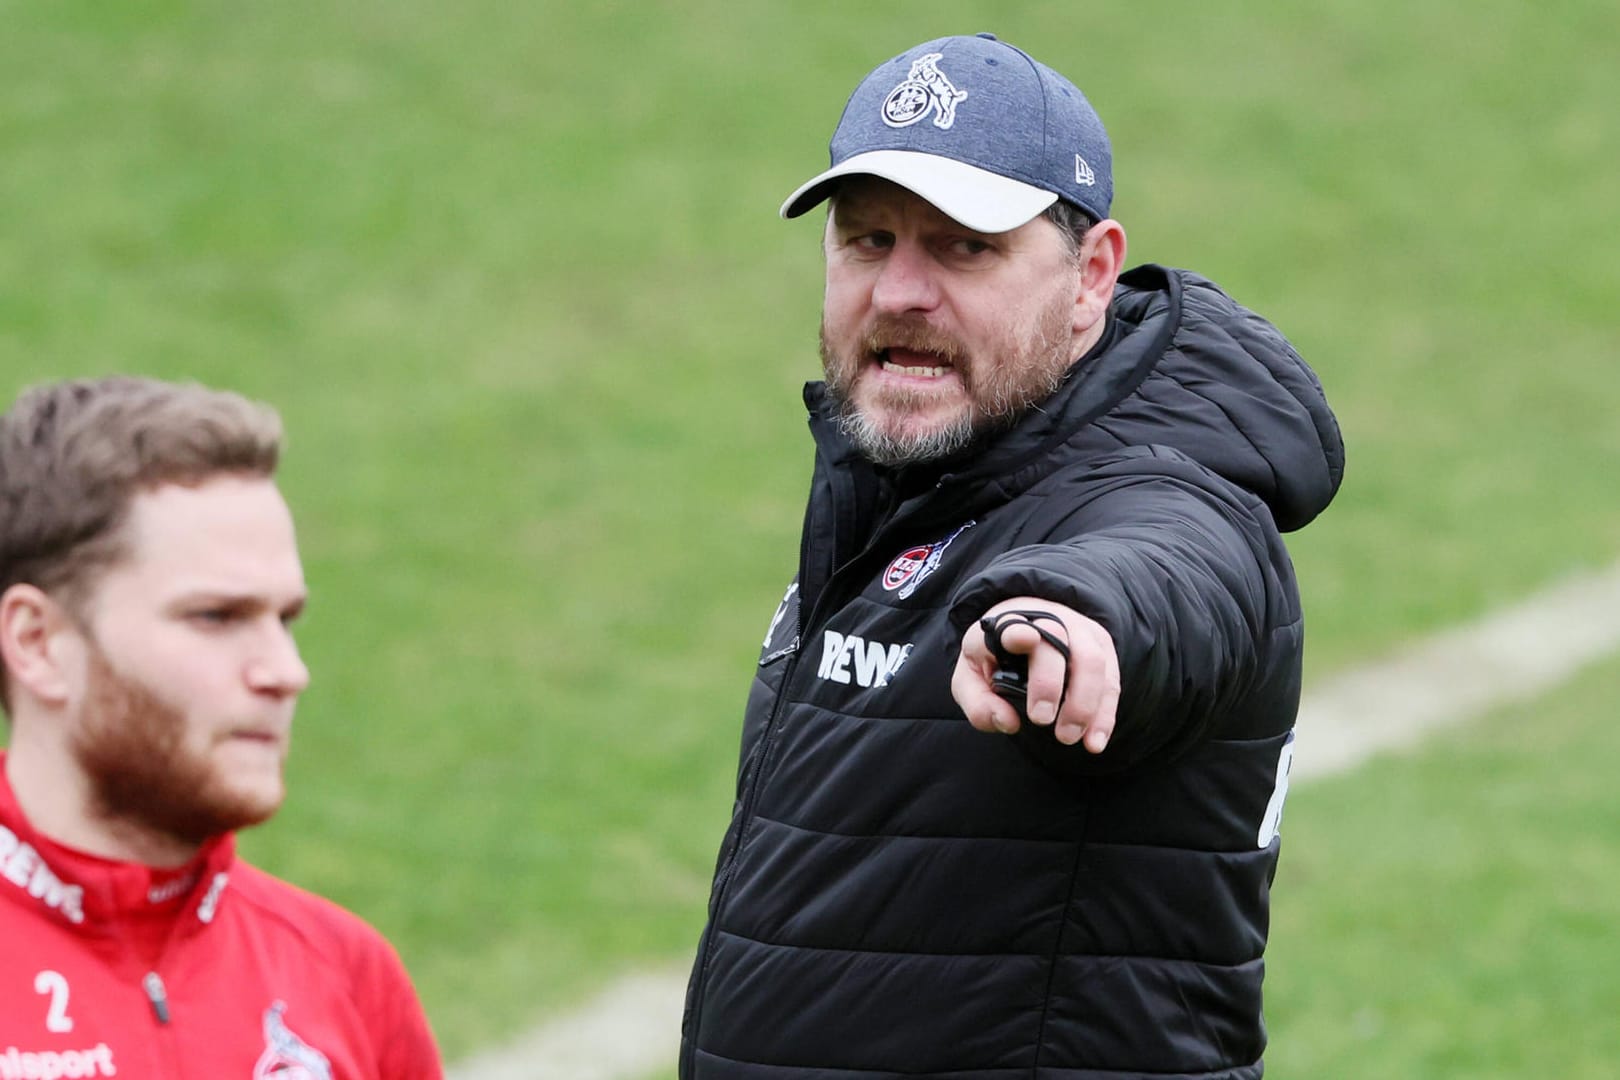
left=681, top=264, right=1345, bottom=1079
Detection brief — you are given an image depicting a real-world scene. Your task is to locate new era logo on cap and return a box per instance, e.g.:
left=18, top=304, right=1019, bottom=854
left=781, top=33, right=1113, bottom=233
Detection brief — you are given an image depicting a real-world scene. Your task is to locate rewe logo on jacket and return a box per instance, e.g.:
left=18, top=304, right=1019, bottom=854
left=817, top=631, right=912, bottom=689
left=0, top=825, right=85, bottom=925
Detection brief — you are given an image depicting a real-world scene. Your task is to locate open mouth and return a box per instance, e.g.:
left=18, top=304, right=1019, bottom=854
left=876, top=346, right=955, bottom=379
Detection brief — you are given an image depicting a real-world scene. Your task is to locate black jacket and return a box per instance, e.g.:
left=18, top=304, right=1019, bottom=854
left=681, top=265, right=1345, bottom=1079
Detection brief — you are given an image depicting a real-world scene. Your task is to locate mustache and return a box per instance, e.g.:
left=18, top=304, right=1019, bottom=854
left=863, top=317, right=968, bottom=366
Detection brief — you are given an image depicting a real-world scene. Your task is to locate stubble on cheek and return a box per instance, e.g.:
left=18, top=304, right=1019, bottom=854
left=73, top=648, right=282, bottom=848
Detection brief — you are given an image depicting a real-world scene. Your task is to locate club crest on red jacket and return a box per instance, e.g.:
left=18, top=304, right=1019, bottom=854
left=254, top=1001, right=331, bottom=1080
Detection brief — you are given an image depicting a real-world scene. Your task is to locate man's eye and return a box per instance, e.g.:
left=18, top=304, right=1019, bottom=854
left=949, top=238, right=992, bottom=256
left=189, top=609, right=237, bottom=625
left=852, top=232, right=894, bottom=251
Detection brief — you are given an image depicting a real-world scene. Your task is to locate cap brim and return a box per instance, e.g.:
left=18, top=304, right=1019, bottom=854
left=778, top=150, right=1059, bottom=234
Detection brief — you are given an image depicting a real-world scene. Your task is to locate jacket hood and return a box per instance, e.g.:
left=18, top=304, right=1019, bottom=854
left=1092, top=264, right=1344, bottom=531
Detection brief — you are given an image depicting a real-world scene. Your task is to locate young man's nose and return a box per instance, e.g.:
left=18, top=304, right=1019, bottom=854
left=245, top=625, right=310, bottom=697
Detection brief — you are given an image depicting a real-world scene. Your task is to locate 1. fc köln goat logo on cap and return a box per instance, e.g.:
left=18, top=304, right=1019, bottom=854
left=882, top=53, right=968, bottom=129
left=882, top=521, right=975, bottom=599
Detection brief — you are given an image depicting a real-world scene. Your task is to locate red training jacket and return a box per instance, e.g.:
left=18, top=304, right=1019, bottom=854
left=0, top=752, right=443, bottom=1079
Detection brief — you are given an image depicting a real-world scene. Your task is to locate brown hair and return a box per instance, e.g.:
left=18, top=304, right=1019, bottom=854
left=1040, top=199, right=1099, bottom=263
left=0, top=377, right=283, bottom=705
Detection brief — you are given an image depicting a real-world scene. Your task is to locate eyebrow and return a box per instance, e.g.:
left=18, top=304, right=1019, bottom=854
left=830, top=198, right=996, bottom=240
left=828, top=205, right=880, bottom=232
left=169, top=589, right=308, bottom=615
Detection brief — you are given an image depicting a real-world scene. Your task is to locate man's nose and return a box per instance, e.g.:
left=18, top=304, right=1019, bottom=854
left=870, top=241, right=941, bottom=314
left=246, top=624, right=311, bottom=697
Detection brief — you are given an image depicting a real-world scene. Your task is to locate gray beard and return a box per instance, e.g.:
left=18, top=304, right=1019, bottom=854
left=820, top=311, right=1076, bottom=468
left=834, top=398, right=980, bottom=468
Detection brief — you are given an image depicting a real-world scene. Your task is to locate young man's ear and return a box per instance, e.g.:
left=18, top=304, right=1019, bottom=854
left=0, top=585, right=80, bottom=708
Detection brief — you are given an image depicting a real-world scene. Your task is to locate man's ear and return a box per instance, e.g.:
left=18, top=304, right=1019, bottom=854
left=0, top=584, right=80, bottom=708
left=1072, top=219, right=1128, bottom=332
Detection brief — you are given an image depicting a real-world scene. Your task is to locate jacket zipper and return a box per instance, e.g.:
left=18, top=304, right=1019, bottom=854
left=704, top=473, right=957, bottom=880
left=143, top=968, right=188, bottom=1078
left=694, top=478, right=953, bottom=933
left=143, top=971, right=171, bottom=1024
left=683, top=469, right=963, bottom=1074
left=137, top=882, right=206, bottom=1076
left=682, top=526, right=817, bottom=1075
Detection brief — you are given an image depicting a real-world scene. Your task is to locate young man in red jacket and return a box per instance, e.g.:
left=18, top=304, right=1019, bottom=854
left=0, top=377, right=443, bottom=1078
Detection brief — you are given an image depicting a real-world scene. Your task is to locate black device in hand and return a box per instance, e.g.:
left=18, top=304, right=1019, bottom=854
left=978, top=610, right=1072, bottom=721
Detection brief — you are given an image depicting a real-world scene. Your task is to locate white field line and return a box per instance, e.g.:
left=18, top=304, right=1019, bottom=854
left=1291, top=558, right=1620, bottom=779
left=448, top=558, right=1620, bottom=1080
left=447, top=968, right=689, bottom=1080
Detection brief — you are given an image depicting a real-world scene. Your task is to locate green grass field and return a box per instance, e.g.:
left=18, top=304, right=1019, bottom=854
left=2, top=0, right=1617, bottom=1069
left=1269, top=654, right=1620, bottom=1077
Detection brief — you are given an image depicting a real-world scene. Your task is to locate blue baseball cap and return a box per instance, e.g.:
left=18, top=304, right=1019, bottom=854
left=780, top=33, right=1113, bottom=233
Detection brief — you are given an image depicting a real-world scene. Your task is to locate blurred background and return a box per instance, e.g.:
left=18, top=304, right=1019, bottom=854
left=2, top=1, right=1617, bottom=1075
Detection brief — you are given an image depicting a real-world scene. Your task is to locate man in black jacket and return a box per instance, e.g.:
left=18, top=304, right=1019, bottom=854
left=682, top=33, right=1344, bottom=1079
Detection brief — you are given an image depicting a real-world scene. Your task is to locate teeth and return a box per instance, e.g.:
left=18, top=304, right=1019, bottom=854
left=882, top=360, right=949, bottom=377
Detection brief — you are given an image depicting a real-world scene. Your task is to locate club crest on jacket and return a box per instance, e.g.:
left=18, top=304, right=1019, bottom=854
left=254, top=1001, right=332, bottom=1080
left=882, top=522, right=975, bottom=599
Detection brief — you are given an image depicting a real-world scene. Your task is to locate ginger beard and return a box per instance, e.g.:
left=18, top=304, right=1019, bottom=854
left=819, top=296, right=1078, bottom=467
left=71, top=642, right=287, bottom=849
